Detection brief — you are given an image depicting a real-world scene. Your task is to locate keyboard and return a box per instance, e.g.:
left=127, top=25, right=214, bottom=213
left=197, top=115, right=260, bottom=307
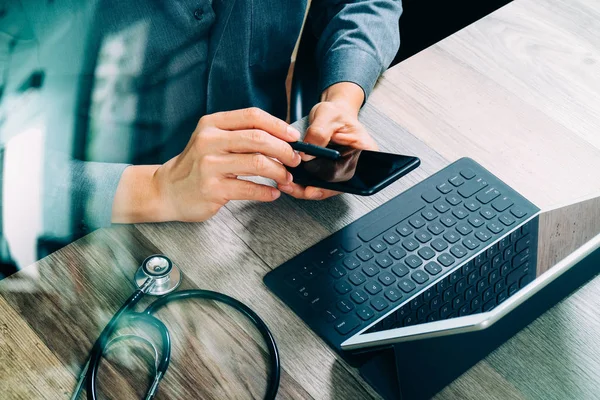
left=264, top=158, right=540, bottom=353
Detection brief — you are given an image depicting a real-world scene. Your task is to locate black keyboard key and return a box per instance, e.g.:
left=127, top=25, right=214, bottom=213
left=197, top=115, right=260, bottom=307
left=475, top=230, right=492, bottom=242
left=418, top=247, right=436, bottom=260
left=351, top=290, right=368, bottom=304
left=508, top=283, right=518, bottom=296
left=430, top=295, right=442, bottom=310
left=464, top=199, right=481, bottom=212
left=343, top=256, right=361, bottom=270
left=492, top=196, right=514, bottom=212
left=365, top=282, right=383, bottom=295
left=329, top=265, right=347, bottom=279
left=434, top=201, right=450, bottom=213
left=483, top=300, right=495, bottom=312
left=446, top=194, right=462, bottom=206
left=383, top=231, right=401, bottom=245
left=480, top=208, right=497, bottom=220
left=475, top=253, right=486, bottom=265
left=468, top=215, right=485, bottom=228
left=409, top=216, right=427, bottom=229
left=455, top=279, right=467, bottom=293
left=476, top=187, right=501, bottom=204
left=480, top=262, right=491, bottom=276
left=415, top=230, right=433, bottom=243
left=422, top=189, right=441, bottom=203
left=456, top=223, right=474, bottom=236
left=285, top=274, right=302, bottom=287
left=402, top=238, right=420, bottom=252
left=462, top=261, right=475, bottom=275
left=513, top=248, right=531, bottom=268
left=465, top=287, right=476, bottom=300
left=471, top=296, right=482, bottom=310
left=515, top=234, right=532, bottom=253
left=337, top=299, right=355, bottom=313
left=411, top=270, right=429, bottom=285
left=404, top=314, right=417, bottom=326
left=499, top=214, right=515, bottom=226
left=379, top=272, right=396, bottom=286
left=323, top=309, right=338, bottom=322
left=483, top=288, right=494, bottom=303
left=422, top=209, right=438, bottom=221
left=459, top=304, right=470, bottom=316
left=362, top=264, right=380, bottom=277
left=405, top=255, right=423, bottom=269
left=458, top=177, right=488, bottom=198
left=398, top=279, right=417, bottom=293
left=437, top=253, right=455, bottom=267
left=437, top=182, right=453, bottom=194
left=376, top=254, right=393, bottom=268
left=431, top=238, right=449, bottom=252
left=371, top=297, right=389, bottom=311
left=384, top=288, right=403, bottom=302
left=489, top=270, right=500, bottom=284
left=440, top=215, right=458, bottom=227
left=497, top=291, right=507, bottom=304
left=510, top=206, right=527, bottom=218
left=410, top=295, right=423, bottom=310
left=449, top=270, right=461, bottom=284
left=356, top=306, right=375, bottom=321
left=453, top=295, right=464, bottom=310
left=487, top=222, right=504, bottom=234
left=450, top=245, right=468, bottom=258
left=356, top=248, right=374, bottom=261
left=468, top=270, right=479, bottom=285
left=443, top=288, right=453, bottom=302
left=440, top=303, right=452, bottom=318
left=500, top=262, right=510, bottom=276
left=449, top=175, right=465, bottom=187
left=427, top=312, right=438, bottom=322
left=495, top=279, right=506, bottom=293
left=329, top=248, right=346, bottom=260
left=476, top=278, right=487, bottom=293
left=443, top=231, right=461, bottom=244
left=492, top=254, right=503, bottom=269
left=460, top=168, right=476, bottom=179
left=370, top=240, right=387, bottom=253
left=334, top=317, right=360, bottom=335
left=507, top=268, right=526, bottom=287
left=423, top=287, right=437, bottom=302
left=341, top=237, right=362, bottom=252
left=396, top=224, right=413, bottom=237
left=392, top=264, right=410, bottom=278
left=463, top=237, right=480, bottom=250
left=428, top=222, right=445, bottom=235
left=417, top=305, right=429, bottom=320
left=357, top=202, right=425, bottom=242
left=335, top=281, right=353, bottom=294
left=389, top=246, right=407, bottom=260
left=452, top=207, right=469, bottom=220
left=349, top=271, right=367, bottom=286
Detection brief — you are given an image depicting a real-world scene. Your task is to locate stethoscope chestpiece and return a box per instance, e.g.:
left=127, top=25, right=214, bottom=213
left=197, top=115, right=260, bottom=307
left=135, top=255, right=182, bottom=296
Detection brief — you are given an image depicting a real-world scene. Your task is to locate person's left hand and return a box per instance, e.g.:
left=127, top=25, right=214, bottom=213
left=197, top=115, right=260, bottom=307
left=278, top=97, right=378, bottom=200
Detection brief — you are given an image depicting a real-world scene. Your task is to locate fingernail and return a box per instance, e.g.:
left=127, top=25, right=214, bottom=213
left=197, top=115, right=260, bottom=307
left=287, top=126, right=301, bottom=140
left=286, top=171, right=293, bottom=183
left=310, top=190, right=323, bottom=200
left=293, top=152, right=302, bottom=164
left=279, top=184, right=292, bottom=193
left=300, top=152, right=315, bottom=162
left=272, top=189, right=281, bottom=199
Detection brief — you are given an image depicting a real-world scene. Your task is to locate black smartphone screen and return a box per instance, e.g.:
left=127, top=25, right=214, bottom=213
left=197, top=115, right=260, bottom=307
left=287, top=145, right=420, bottom=195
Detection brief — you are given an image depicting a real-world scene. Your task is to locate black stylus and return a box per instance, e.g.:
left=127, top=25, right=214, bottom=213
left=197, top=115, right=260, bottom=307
left=290, top=141, right=341, bottom=160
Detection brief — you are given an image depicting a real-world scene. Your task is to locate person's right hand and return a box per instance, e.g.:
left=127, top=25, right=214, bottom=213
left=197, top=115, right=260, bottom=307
left=112, top=108, right=301, bottom=223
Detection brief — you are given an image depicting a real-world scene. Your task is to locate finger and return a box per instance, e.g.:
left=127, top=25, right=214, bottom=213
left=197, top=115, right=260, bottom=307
left=331, top=131, right=379, bottom=150
left=221, top=179, right=281, bottom=202
left=207, top=107, right=301, bottom=142
left=216, top=154, right=294, bottom=185
left=305, top=103, right=344, bottom=148
left=223, top=129, right=301, bottom=167
left=278, top=182, right=339, bottom=200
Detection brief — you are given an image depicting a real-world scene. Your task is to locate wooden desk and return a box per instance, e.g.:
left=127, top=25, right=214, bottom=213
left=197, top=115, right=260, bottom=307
left=2, top=0, right=600, bottom=398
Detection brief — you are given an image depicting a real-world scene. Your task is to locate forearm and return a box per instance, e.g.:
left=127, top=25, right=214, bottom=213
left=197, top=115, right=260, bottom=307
left=321, top=82, right=364, bottom=115
left=111, top=165, right=166, bottom=224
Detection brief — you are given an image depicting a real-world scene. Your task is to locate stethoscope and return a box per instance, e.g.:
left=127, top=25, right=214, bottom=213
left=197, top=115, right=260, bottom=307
left=71, top=255, right=280, bottom=400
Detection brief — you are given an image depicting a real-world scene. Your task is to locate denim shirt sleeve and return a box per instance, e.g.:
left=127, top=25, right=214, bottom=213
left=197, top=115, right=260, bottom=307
left=310, top=0, right=403, bottom=100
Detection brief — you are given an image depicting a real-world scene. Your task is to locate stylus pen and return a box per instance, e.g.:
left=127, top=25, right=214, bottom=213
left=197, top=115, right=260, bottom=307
left=290, top=141, right=341, bottom=160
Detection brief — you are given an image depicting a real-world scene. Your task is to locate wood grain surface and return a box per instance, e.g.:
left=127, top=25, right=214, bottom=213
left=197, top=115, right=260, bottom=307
left=3, top=0, right=600, bottom=399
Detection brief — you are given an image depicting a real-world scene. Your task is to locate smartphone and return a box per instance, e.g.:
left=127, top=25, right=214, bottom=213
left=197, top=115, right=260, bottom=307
left=287, top=145, right=420, bottom=195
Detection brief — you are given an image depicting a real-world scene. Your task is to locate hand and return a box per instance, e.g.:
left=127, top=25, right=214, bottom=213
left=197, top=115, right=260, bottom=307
left=112, top=108, right=301, bottom=223
left=279, top=82, right=378, bottom=200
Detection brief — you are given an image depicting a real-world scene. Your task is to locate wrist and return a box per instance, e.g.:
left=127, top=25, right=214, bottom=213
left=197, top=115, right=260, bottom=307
left=111, top=165, right=169, bottom=224
left=321, top=82, right=365, bottom=116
